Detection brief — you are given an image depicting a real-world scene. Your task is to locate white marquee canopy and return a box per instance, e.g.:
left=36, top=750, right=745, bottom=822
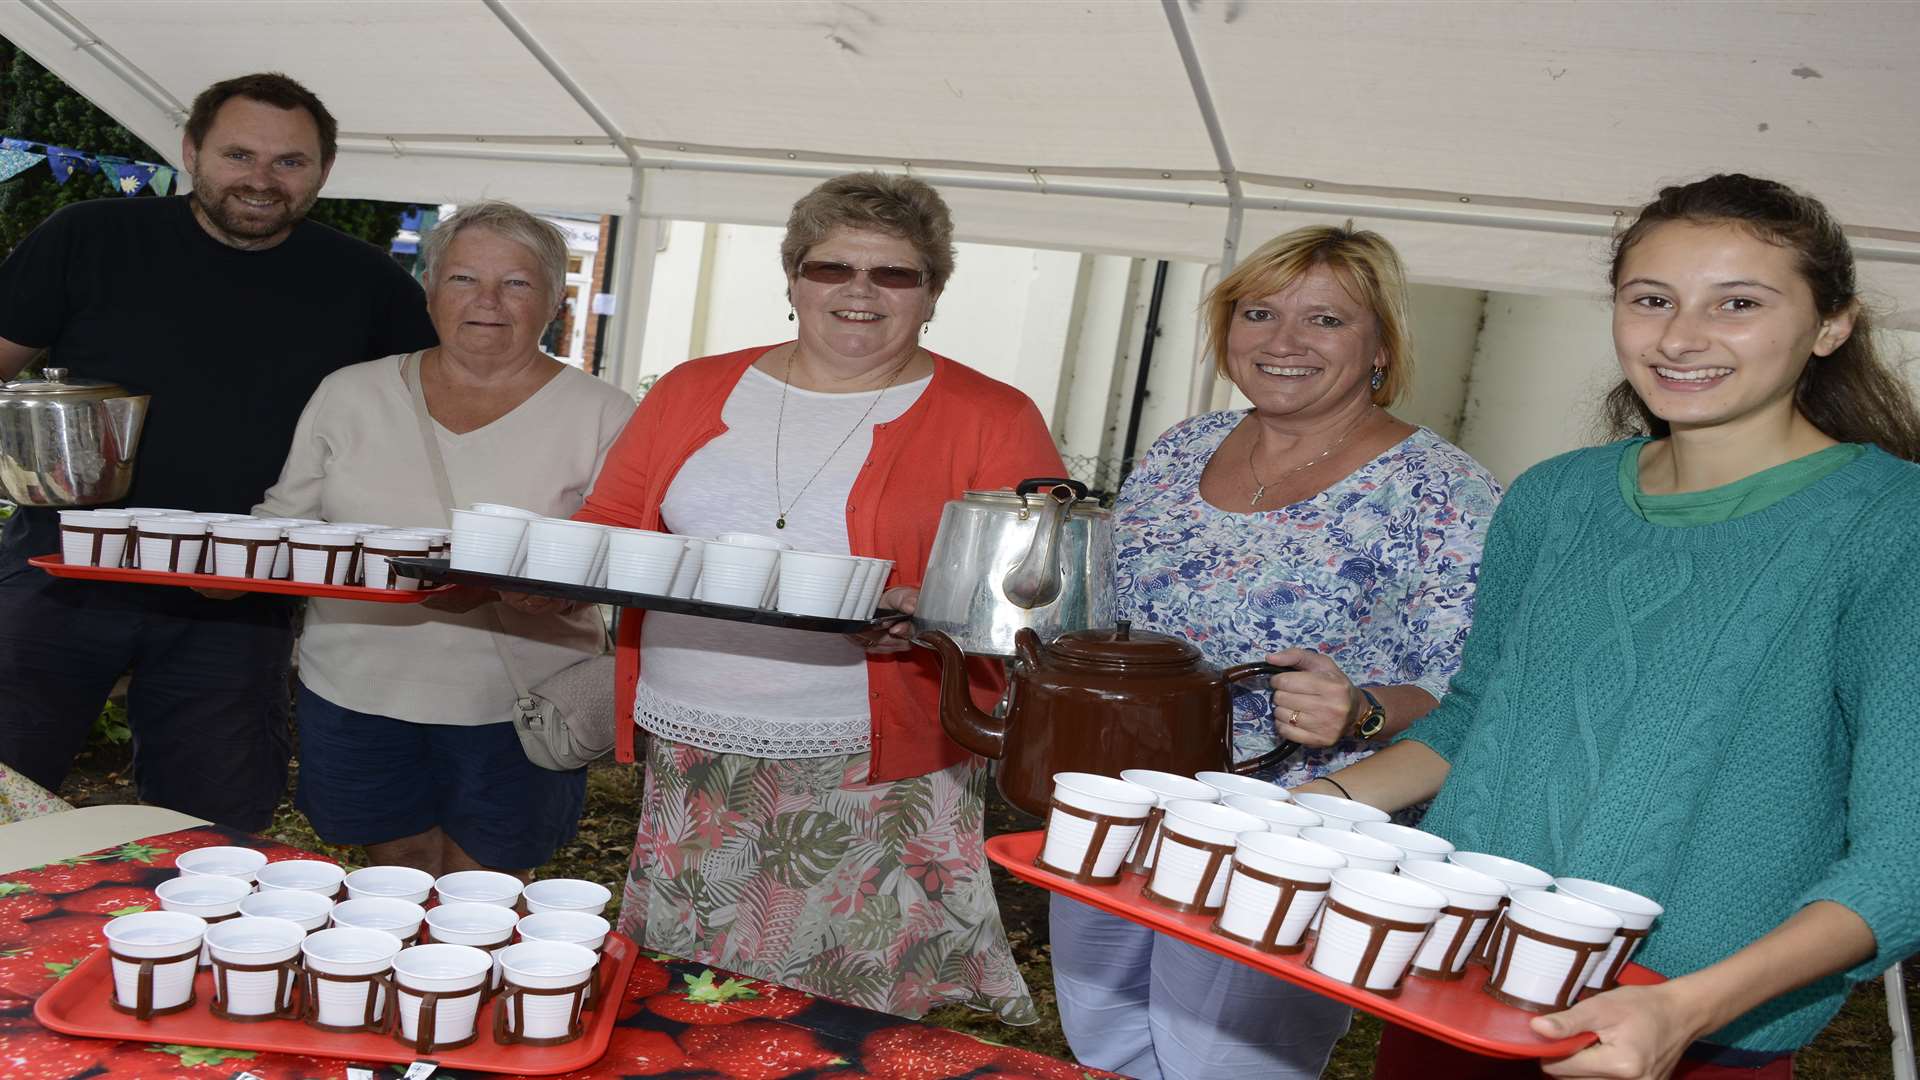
left=7, top=0, right=1920, bottom=368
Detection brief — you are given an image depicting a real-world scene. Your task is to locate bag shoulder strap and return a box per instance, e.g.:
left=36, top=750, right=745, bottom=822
left=403, top=351, right=533, bottom=703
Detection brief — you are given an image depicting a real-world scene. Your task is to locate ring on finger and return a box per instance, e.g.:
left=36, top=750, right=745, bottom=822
left=1289, top=709, right=1302, bottom=727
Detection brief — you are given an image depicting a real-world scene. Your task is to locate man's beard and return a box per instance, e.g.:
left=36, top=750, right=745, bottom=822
left=188, top=170, right=318, bottom=243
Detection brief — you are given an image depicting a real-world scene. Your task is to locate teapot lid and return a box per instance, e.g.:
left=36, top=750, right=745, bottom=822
left=1046, top=620, right=1202, bottom=667
left=0, top=367, right=129, bottom=399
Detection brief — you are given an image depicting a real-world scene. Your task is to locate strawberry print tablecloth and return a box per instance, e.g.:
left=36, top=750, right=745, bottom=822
left=0, top=826, right=1113, bottom=1080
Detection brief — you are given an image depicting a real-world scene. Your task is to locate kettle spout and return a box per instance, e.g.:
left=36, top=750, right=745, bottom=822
left=913, top=629, right=1007, bottom=760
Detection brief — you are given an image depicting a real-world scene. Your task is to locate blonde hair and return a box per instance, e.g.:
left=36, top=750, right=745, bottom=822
left=780, top=172, right=956, bottom=293
left=1203, top=225, right=1413, bottom=407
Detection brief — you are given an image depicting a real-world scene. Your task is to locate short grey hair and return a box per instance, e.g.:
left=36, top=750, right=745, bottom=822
left=779, top=172, right=956, bottom=293
left=419, top=201, right=569, bottom=311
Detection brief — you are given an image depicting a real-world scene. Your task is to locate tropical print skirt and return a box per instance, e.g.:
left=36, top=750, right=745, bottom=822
left=618, top=736, right=1038, bottom=1025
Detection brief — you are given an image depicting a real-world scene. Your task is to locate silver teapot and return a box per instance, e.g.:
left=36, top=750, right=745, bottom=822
left=0, top=368, right=149, bottom=507
left=913, top=478, right=1115, bottom=656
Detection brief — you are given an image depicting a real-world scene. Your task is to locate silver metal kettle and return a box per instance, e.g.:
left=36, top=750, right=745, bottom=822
left=0, top=368, right=149, bottom=507
left=913, top=477, right=1115, bottom=656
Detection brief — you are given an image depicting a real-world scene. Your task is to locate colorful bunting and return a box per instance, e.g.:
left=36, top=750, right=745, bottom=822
left=0, top=147, right=46, bottom=184
left=0, top=135, right=173, bottom=195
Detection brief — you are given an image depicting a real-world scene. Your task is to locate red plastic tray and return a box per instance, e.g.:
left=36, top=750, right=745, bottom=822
left=30, top=554, right=452, bottom=603
left=986, top=831, right=1663, bottom=1060
left=34, top=930, right=640, bottom=1076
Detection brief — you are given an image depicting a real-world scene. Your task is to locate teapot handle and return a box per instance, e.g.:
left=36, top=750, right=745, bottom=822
left=1220, top=661, right=1302, bottom=776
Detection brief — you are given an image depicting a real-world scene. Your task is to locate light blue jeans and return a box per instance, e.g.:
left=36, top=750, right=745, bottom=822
left=1050, top=895, right=1351, bottom=1080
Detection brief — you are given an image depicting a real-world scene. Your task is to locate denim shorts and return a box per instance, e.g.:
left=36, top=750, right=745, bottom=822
left=293, top=683, right=586, bottom=871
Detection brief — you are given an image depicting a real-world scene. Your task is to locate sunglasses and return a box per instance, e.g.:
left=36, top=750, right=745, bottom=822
left=797, top=261, right=929, bottom=289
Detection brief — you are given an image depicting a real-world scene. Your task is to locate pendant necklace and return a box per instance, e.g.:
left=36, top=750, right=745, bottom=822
left=772, top=346, right=914, bottom=529
left=1246, top=406, right=1375, bottom=508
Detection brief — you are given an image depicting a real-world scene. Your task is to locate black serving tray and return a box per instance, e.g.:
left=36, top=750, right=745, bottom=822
left=390, top=557, right=908, bottom=635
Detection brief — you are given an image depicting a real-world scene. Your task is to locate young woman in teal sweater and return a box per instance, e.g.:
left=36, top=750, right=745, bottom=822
left=1292, top=174, right=1920, bottom=1079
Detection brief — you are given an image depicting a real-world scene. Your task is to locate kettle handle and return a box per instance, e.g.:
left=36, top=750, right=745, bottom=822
left=1001, top=480, right=1084, bottom=610
left=1015, top=477, right=1088, bottom=501
left=1220, top=661, right=1302, bottom=776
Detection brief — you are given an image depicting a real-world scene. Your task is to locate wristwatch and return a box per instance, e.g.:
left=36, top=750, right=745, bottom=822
left=1352, top=687, right=1387, bottom=739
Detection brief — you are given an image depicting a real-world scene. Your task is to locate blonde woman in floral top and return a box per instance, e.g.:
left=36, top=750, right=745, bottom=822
left=1050, top=225, right=1500, bottom=1080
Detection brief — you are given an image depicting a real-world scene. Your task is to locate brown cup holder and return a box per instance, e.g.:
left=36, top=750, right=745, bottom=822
left=62, top=524, right=132, bottom=567
left=394, top=981, right=487, bottom=1053
left=1408, top=904, right=1498, bottom=981
left=106, top=945, right=201, bottom=1020
left=362, top=546, right=426, bottom=589
left=1034, top=799, right=1149, bottom=885
left=1120, top=805, right=1167, bottom=875
left=300, top=967, right=397, bottom=1034
left=1589, top=925, right=1649, bottom=993
left=1208, top=863, right=1330, bottom=955
left=137, top=532, right=207, bottom=573
left=1309, top=897, right=1435, bottom=998
left=1484, top=920, right=1613, bottom=1013
left=288, top=541, right=360, bottom=585
left=492, top=974, right=593, bottom=1047
left=1142, top=827, right=1235, bottom=915
left=1471, top=896, right=1512, bottom=966
left=209, top=535, right=279, bottom=579
left=209, top=954, right=303, bottom=1022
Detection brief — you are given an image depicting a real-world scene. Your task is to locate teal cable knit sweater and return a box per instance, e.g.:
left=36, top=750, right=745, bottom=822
left=1404, top=441, right=1920, bottom=1052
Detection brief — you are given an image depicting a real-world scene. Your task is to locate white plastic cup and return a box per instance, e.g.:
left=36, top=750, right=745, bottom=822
left=1212, top=831, right=1346, bottom=953
left=1038, top=772, right=1156, bottom=882
left=301, top=926, right=403, bottom=1029
left=497, top=940, right=599, bottom=1043
left=434, top=870, right=524, bottom=909
left=694, top=541, right=780, bottom=608
left=775, top=550, right=859, bottom=617
left=425, top=903, right=519, bottom=991
left=103, top=910, right=207, bottom=1015
left=1118, top=769, right=1219, bottom=872
left=516, top=911, right=611, bottom=954
left=331, top=897, right=427, bottom=946
left=175, top=845, right=269, bottom=882
left=1447, top=850, right=1555, bottom=964
left=668, top=539, right=705, bottom=598
left=252, top=518, right=317, bottom=578
left=1195, top=771, right=1289, bottom=803
left=1223, top=794, right=1322, bottom=836
left=360, top=530, right=432, bottom=591
left=1146, top=800, right=1266, bottom=911
left=287, top=525, right=360, bottom=585
left=1486, top=889, right=1623, bottom=1011
left=449, top=508, right=529, bottom=574
left=521, top=878, right=612, bottom=916
left=522, top=518, right=607, bottom=585
left=254, top=859, right=345, bottom=897
left=837, top=561, right=878, bottom=619
left=1290, top=791, right=1390, bottom=831
left=133, top=514, right=210, bottom=572
left=1399, top=859, right=1507, bottom=979
left=393, top=943, right=492, bottom=1049
left=1308, top=868, right=1447, bottom=992
left=1301, top=825, right=1403, bottom=873
left=1357, top=820, right=1455, bottom=862
left=59, top=509, right=132, bottom=567
left=239, top=888, right=334, bottom=933
left=206, top=916, right=305, bottom=1017
left=343, top=865, right=435, bottom=905
left=604, top=529, right=686, bottom=594
left=716, top=531, right=789, bottom=550
left=857, top=558, right=893, bottom=616
left=209, top=520, right=284, bottom=580
left=472, top=502, right=541, bottom=519
left=1552, top=877, right=1664, bottom=991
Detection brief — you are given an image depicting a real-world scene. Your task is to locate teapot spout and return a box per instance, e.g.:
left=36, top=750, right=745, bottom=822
left=913, top=629, right=1007, bottom=760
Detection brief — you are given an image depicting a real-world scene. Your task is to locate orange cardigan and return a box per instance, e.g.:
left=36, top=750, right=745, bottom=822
left=575, top=344, right=1066, bottom=782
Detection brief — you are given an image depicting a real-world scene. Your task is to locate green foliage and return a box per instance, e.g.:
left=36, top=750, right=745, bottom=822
left=88, top=699, right=130, bottom=748
left=0, top=39, right=410, bottom=251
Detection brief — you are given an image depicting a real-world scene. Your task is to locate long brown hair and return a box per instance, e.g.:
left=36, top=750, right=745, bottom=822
left=1602, top=174, right=1920, bottom=461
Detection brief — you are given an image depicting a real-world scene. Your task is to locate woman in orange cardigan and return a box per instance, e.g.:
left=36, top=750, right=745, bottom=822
left=574, top=172, right=1061, bottom=1023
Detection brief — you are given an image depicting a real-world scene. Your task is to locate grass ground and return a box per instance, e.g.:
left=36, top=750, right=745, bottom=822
left=58, top=735, right=1914, bottom=1078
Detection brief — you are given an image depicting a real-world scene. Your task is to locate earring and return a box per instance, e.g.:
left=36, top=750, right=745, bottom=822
left=1370, top=367, right=1385, bottom=391
left=787, top=308, right=795, bottom=322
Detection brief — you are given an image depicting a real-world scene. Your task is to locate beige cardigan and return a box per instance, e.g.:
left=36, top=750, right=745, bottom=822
left=257, top=354, right=635, bottom=725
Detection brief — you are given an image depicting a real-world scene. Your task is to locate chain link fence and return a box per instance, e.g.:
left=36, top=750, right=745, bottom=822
left=1058, top=452, right=1132, bottom=507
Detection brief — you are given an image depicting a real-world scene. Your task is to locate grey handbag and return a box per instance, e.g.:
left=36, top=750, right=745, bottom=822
left=404, top=352, right=616, bottom=771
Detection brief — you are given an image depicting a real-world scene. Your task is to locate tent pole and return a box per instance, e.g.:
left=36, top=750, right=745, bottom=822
left=20, top=0, right=187, bottom=130
left=1160, top=0, right=1243, bottom=270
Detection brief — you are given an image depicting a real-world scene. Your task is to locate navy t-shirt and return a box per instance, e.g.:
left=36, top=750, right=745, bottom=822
left=0, top=195, right=437, bottom=517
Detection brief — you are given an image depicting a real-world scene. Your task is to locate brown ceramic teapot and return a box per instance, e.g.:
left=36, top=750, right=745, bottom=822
left=916, top=621, right=1300, bottom=817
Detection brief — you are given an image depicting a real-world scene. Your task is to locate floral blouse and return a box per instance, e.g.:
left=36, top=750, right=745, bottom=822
left=1114, top=411, right=1501, bottom=787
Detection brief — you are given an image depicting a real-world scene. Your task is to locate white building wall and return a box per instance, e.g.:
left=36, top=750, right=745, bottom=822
left=1454, top=294, right=1619, bottom=485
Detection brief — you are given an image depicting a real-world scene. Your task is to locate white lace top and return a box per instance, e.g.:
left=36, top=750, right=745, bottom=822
left=635, top=365, right=929, bottom=758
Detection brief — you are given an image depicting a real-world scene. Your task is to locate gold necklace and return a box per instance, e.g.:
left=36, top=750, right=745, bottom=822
left=1246, top=406, right=1376, bottom=508
left=772, top=347, right=915, bottom=529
